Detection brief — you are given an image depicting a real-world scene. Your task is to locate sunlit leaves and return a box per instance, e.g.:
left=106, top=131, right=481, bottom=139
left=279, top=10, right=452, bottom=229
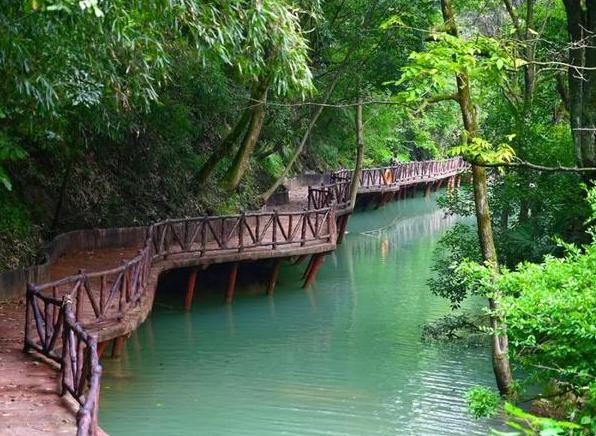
left=450, top=137, right=516, bottom=166
left=499, top=402, right=583, bottom=435
left=391, top=31, right=517, bottom=104
left=465, top=387, right=499, bottom=419
left=2, top=0, right=314, bottom=117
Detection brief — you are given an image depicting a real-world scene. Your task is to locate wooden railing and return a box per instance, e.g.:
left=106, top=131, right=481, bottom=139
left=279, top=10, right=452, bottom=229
left=307, top=181, right=351, bottom=211
left=151, top=208, right=335, bottom=257
left=23, top=207, right=336, bottom=435
left=309, top=157, right=469, bottom=211
left=24, top=289, right=102, bottom=436
left=334, top=157, right=468, bottom=189
left=61, top=297, right=101, bottom=436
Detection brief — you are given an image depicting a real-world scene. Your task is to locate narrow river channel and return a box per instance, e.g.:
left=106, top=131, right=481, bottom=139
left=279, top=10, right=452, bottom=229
left=99, top=193, right=497, bottom=435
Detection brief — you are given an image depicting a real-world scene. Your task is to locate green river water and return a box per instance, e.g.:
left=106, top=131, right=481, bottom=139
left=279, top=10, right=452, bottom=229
left=99, top=193, right=497, bottom=435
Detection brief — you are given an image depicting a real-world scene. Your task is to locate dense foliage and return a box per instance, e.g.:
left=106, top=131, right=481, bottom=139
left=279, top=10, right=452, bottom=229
left=0, top=0, right=438, bottom=271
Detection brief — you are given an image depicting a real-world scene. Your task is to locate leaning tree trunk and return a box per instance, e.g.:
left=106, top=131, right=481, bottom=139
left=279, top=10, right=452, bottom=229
left=441, top=0, right=515, bottom=396
left=195, top=109, right=252, bottom=184
left=260, top=75, right=341, bottom=203
left=472, top=164, right=515, bottom=395
left=223, top=79, right=269, bottom=191
left=350, top=95, right=365, bottom=209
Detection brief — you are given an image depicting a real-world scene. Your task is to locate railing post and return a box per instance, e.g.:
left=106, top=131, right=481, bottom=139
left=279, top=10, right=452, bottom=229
left=23, top=284, right=33, bottom=352
left=200, top=217, right=206, bottom=256
left=272, top=210, right=278, bottom=250
left=238, top=212, right=245, bottom=252
left=329, top=207, right=337, bottom=243
left=76, top=270, right=84, bottom=320
left=301, top=208, right=307, bottom=246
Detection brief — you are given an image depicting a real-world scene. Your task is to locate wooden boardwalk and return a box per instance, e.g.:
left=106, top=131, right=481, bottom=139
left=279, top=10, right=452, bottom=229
left=20, top=157, right=468, bottom=436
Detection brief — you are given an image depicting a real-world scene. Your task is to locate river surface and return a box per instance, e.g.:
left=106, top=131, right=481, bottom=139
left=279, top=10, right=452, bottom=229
left=99, top=193, right=497, bottom=435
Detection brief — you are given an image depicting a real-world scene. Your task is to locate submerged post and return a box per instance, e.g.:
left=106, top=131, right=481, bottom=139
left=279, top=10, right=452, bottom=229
left=97, top=341, right=109, bottom=359
left=111, top=335, right=127, bottom=358
left=336, top=214, right=350, bottom=244
left=225, top=262, right=239, bottom=304
left=302, top=253, right=326, bottom=288
left=302, top=255, right=316, bottom=279
left=267, top=259, right=282, bottom=296
left=425, top=182, right=432, bottom=197
left=184, top=268, right=198, bottom=311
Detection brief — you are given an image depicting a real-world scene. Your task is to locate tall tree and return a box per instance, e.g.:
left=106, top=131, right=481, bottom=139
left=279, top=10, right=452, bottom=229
left=562, top=0, right=596, bottom=170
left=350, top=95, right=365, bottom=209
left=441, top=0, right=514, bottom=397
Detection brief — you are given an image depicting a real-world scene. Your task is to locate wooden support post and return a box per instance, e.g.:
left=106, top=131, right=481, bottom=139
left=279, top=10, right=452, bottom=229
left=225, top=262, right=239, bottom=304
left=111, top=335, right=126, bottom=358
left=302, top=253, right=326, bottom=288
left=336, top=214, right=350, bottom=245
left=456, top=174, right=461, bottom=188
left=267, top=259, right=281, bottom=296
left=425, top=182, right=432, bottom=198
left=97, top=341, right=109, bottom=359
left=302, top=255, right=316, bottom=279
left=184, top=269, right=198, bottom=311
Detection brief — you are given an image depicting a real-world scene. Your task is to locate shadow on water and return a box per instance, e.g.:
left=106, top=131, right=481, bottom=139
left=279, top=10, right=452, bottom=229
left=99, top=191, right=500, bottom=435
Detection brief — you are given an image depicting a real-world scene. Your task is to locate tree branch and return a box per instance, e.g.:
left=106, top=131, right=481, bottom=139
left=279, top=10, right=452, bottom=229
left=474, top=159, right=596, bottom=173
left=502, top=0, right=523, bottom=39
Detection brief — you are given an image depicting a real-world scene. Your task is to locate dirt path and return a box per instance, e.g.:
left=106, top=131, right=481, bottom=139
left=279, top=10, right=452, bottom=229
left=0, top=248, right=136, bottom=435
left=0, top=300, right=76, bottom=435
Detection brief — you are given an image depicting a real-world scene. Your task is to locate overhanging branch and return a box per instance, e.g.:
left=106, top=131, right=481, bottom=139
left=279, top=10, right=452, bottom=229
left=474, top=159, right=596, bottom=173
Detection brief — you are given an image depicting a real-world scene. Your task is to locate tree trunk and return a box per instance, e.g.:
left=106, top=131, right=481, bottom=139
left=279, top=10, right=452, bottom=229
left=563, top=0, right=596, bottom=170
left=223, top=79, right=269, bottom=191
left=195, top=109, right=252, bottom=184
left=50, top=158, right=73, bottom=234
left=441, top=0, right=515, bottom=396
left=350, top=95, right=364, bottom=209
left=523, top=0, right=536, bottom=109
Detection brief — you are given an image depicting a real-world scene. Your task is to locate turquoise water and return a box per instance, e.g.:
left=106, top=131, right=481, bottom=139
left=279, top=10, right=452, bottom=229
left=99, top=193, right=496, bottom=435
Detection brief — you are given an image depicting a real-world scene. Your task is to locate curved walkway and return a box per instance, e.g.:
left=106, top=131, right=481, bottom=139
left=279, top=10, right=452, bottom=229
left=11, top=157, right=468, bottom=436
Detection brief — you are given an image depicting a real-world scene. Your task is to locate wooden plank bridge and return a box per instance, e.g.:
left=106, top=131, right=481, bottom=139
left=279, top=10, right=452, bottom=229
left=21, top=157, right=468, bottom=435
